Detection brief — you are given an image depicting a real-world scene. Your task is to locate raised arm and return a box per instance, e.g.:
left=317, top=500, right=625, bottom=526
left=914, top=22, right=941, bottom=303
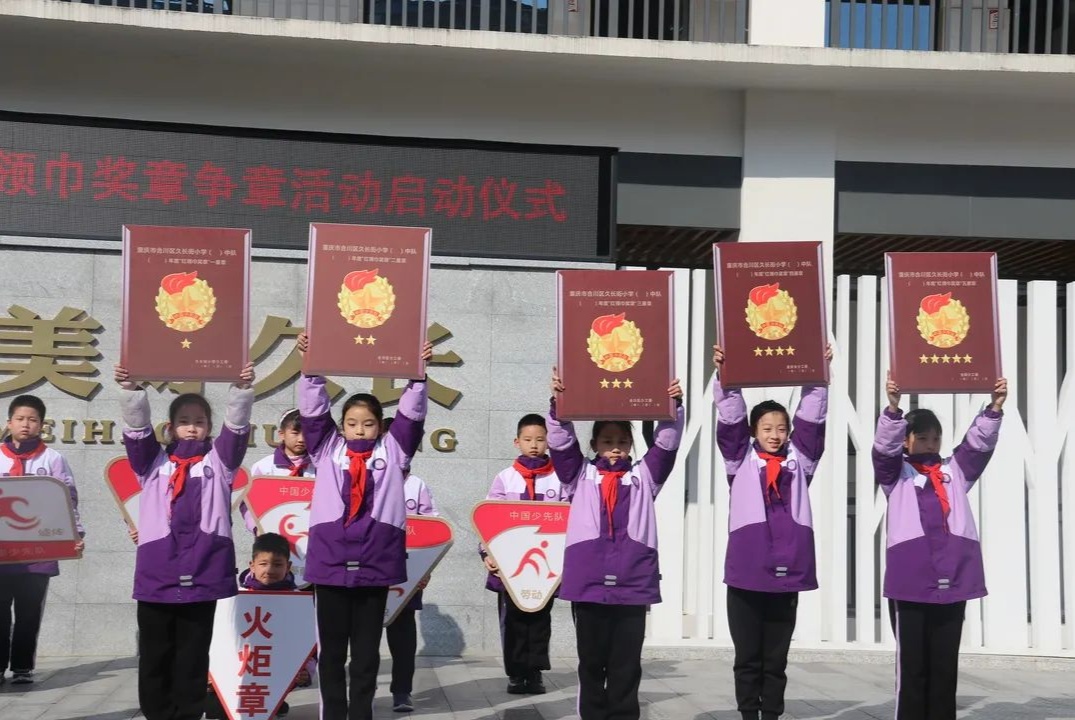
left=119, top=388, right=162, bottom=480
left=298, top=374, right=340, bottom=459
left=546, top=399, right=586, bottom=493
left=790, top=385, right=828, bottom=481
left=642, top=402, right=685, bottom=493
left=214, top=384, right=255, bottom=472
left=951, top=408, right=1003, bottom=488
left=387, top=380, right=428, bottom=460
left=714, top=378, right=751, bottom=482
left=872, top=408, right=907, bottom=492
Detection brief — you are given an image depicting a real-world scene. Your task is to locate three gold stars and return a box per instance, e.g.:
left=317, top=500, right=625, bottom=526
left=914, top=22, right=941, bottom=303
left=754, top=346, right=796, bottom=357
left=354, top=334, right=377, bottom=345
left=599, top=378, right=634, bottom=389
left=919, top=354, right=973, bottom=364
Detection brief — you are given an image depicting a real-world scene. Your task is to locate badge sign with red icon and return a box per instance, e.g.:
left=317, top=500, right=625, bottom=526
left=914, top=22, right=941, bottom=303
left=106, top=455, right=251, bottom=531
left=208, top=591, right=316, bottom=720
left=471, top=500, right=570, bottom=612
left=243, top=476, right=315, bottom=588
left=0, top=476, right=80, bottom=564
left=384, top=516, right=454, bottom=626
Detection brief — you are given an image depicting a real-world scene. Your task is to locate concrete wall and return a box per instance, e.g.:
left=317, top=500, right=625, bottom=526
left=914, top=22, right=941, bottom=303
left=2, top=244, right=577, bottom=658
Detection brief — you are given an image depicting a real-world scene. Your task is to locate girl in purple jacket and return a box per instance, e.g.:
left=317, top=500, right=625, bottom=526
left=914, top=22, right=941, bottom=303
left=115, top=362, right=255, bottom=720
left=295, top=333, right=431, bottom=720
left=713, top=344, right=831, bottom=720
left=547, top=367, right=684, bottom=720
left=874, top=372, right=1006, bottom=720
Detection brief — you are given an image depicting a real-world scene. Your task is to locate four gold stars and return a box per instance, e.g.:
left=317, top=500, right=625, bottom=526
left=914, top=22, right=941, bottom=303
left=753, top=346, right=796, bottom=357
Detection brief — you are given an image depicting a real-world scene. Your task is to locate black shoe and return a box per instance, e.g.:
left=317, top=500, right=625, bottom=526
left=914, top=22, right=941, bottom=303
left=760, top=713, right=779, bottom=720
left=740, top=713, right=760, bottom=720
left=507, top=676, right=528, bottom=694
left=276, top=701, right=290, bottom=717
left=525, top=671, right=546, bottom=694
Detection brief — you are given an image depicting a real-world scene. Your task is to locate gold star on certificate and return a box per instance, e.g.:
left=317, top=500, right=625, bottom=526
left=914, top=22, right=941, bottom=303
left=951, top=355, right=962, bottom=364
left=754, top=347, right=763, bottom=357
left=930, top=355, right=940, bottom=364
left=764, top=347, right=775, bottom=357
left=612, top=379, right=622, bottom=389
left=775, top=347, right=786, bottom=356
left=623, top=379, right=633, bottom=388
left=600, top=379, right=610, bottom=389
left=180, top=339, right=192, bottom=349
left=942, top=355, right=951, bottom=364
left=354, top=335, right=366, bottom=345
left=920, top=355, right=929, bottom=364
left=367, top=336, right=376, bottom=345
left=963, top=354, right=972, bottom=363
left=785, top=346, right=795, bottom=356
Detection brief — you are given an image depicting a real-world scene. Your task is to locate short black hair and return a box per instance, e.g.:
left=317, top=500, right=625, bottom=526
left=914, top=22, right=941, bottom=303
left=8, top=395, right=45, bottom=421
left=252, top=532, right=291, bottom=561
left=750, top=401, right=790, bottom=435
left=591, top=420, right=633, bottom=447
left=905, top=409, right=943, bottom=439
left=169, top=393, right=212, bottom=428
left=516, top=414, right=546, bottom=436
left=279, top=409, right=301, bottom=433
left=342, top=393, right=383, bottom=426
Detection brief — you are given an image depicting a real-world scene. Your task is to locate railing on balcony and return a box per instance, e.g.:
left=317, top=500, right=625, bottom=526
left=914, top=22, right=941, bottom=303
left=826, top=0, right=1075, bottom=53
left=58, top=0, right=747, bottom=42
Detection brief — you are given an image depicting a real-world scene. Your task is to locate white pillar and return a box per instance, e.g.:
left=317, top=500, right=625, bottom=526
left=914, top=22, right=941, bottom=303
left=748, top=0, right=827, bottom=47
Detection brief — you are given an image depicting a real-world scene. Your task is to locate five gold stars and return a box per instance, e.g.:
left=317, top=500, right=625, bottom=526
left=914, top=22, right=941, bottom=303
left=920, top=353, right=973, bottom=364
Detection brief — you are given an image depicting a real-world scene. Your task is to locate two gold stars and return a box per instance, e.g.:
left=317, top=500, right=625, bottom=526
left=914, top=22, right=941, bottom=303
left=919, top=354, right=973, bottom=364
left=599, top=378, right=634, bottom=389
left=753, top=346, right=796, bottom=357
left=354, top=334, right=377, bottom=345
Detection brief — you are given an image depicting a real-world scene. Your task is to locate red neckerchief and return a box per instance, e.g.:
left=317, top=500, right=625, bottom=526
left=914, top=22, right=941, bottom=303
left=756, top=452, right=785, bottom=504
left=512, top=458, right=554, bottom=500
left=168, top=454, right=205, bottom=501
left=287, top=459, right=309, bottom=477
left=910, top=461, right=950, bottom=532
left=345, top=449, right=373, bottom=525
left=597, top=469, right=626, bottom=538
left=1, top=442, right=45, bottom=476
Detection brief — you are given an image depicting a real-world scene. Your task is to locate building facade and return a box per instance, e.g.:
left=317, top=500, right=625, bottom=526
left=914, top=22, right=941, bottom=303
left=1, top=0, right=1073, bottom=658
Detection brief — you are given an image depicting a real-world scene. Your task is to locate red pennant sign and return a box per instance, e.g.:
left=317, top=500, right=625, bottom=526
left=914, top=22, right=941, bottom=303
left=105, top=455, right=250, bottom=531
left=0, top=476, right=80, bottom=564
left=243, top=476, right=315, bottom=587
left=384, top=516, right=454, bottom=626
left=471, top=500, right=570, bottom=612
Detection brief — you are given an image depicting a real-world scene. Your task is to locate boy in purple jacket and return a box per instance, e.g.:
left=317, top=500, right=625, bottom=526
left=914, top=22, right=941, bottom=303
left=0, top=394, right=84, bottom=685
left=115, top=362, right=255, bottom=720
left=874, top=372, right=1006, bottom=720
left=295, top=333, right=431, bottom=720
left=547, top=368, right=684, bottom=720
left=480, top=414, right=565, bottom=696
left=713, top=344, right=831, bottom=720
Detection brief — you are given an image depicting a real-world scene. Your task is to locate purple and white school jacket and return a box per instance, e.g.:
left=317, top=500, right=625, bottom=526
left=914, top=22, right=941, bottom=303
left=480, top=456, right=566, bottom=593
left=873, top=407, right=1001, bottom=604
left=402, top=473, right=437, bottom=611
left=121, top=386, right=254, bottom=604
left=716, top=382, right=827, bottom=594
left=299, top=374, right=427, bottom=588
left=0, top=440, right=83, bottom=577
left=241, top=448, right=315, bottom=533
left=547, top=401, right=684, bottom=606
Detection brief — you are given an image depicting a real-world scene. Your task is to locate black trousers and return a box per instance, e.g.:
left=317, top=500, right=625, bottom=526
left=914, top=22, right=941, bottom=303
left=726, top=586, right=798, bottom=719
left=386, top=607, right=417, bottom=694
left=888, top=599, right=966, bottom=720
left=315, top=585, right=389, bottom=720
left=498, top=592, right=553, bottom=678
left=0, top=573, right=49, bottom=674
left=572, top=602, right=647, bottom=720
left=137, top=600, right=217, bottom=720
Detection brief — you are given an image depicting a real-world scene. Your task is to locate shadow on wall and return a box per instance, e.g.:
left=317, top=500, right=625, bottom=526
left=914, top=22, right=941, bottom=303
left=419, top=602, right=466, bottom=657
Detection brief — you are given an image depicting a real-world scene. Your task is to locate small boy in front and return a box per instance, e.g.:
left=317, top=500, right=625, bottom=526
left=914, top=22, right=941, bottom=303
left=206, top=533, right=315, bottom=719
left=0, top=394, right=84, bottom=685
left=481, top=414, right=564, bottom=695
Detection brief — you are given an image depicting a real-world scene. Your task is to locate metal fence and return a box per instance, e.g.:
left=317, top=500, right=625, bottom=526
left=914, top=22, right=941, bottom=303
left=826, top=0, right=1075, bottom=53
left=56, top=0, right=747, bottom=42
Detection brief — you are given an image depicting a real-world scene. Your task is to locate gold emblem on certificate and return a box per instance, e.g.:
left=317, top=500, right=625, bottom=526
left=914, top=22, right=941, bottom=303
left=155, top=271, right=216, bottom=332
left=587, top=313, right=643, bottom=372
left=337, top=269, right=396, bottom=329
left=745, top=283, right=797, bottom=341
left=917, top=292, right=969, bottom=349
